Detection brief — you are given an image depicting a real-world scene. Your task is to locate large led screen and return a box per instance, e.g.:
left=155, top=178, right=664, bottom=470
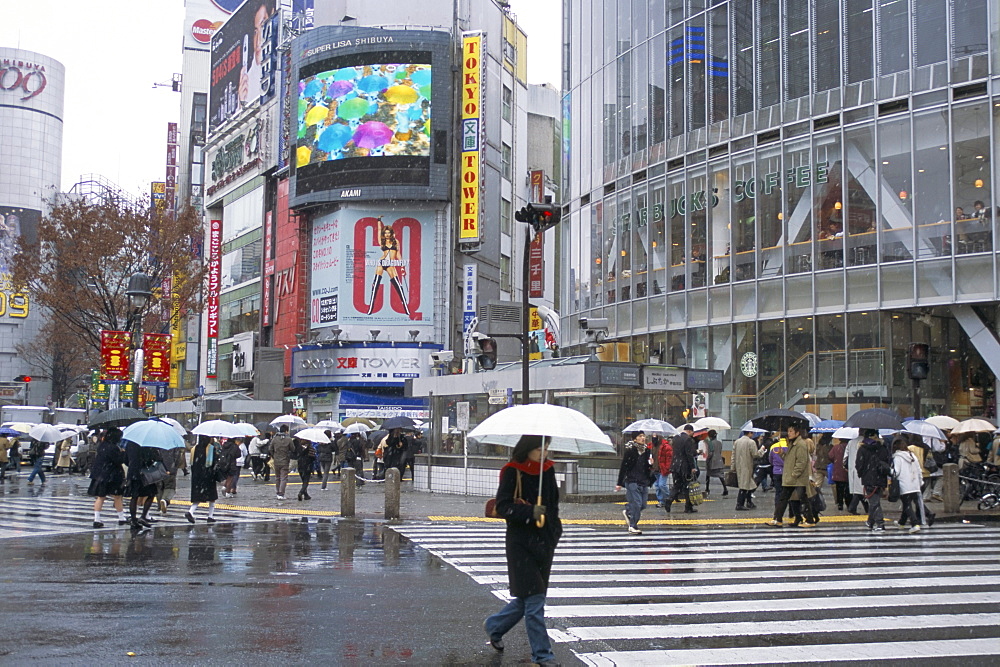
left=297, top=63, right=431, bottom=165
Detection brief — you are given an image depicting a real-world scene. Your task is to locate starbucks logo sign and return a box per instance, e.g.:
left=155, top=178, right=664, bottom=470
left=740, top=351, right=758, bottom=378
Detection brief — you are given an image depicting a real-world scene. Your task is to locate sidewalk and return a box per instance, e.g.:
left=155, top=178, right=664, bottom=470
left=10, top=469, right=999, bottom=527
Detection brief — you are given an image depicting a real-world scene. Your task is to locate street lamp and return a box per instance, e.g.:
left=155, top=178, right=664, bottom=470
left=125, top=272, right=152, bottom=408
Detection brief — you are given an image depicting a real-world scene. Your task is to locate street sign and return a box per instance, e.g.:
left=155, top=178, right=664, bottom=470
left=488, top=396, right=506, bottom=405
left=456, top=401, right=469, bottom=431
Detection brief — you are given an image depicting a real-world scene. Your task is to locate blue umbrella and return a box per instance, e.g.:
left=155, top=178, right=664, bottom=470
left=0, top=427, right=21, bottom=437
left=811, top=419, right=845, bottom=433
left=122, top=419, right=186, bottom=450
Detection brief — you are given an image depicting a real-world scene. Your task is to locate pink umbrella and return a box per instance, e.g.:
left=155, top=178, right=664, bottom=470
left=353, top=121, right=394, bottom=149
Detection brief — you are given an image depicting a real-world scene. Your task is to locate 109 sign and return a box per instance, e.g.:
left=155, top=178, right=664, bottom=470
left=0, top=65, right=47, bottom=101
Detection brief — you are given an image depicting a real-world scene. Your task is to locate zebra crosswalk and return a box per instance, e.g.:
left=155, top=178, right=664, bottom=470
left=393, top=522, right=1000, bottom=665
left=0, top=494, right=275, bottom=539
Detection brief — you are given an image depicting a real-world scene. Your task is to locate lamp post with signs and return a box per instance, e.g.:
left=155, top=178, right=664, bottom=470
left=125, top=272, right=153, bottom=408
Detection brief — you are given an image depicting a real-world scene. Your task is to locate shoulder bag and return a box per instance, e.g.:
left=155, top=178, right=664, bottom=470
left=485, top=470, right=529, bottom=518
left=140, top=461, right=169, bottom=486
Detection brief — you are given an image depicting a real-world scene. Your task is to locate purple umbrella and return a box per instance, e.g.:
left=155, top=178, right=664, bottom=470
left=353, top=121, right=394, bottom=149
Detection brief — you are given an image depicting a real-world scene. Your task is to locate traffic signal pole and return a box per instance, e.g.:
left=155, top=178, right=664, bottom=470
left=522, top=225, right=532, bottom=405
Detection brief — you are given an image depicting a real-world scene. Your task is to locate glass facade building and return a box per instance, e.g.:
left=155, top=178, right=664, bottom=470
left=561, top=0, right=1000, bottom=425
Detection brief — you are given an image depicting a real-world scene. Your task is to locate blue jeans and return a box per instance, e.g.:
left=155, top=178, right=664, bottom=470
left=485, top=593, right=554, bottom=663
left=27, top=457, right=45, bottom=484
left=655, top=473, right=671, bottom=505
left=624, top=482, right=646, bottom=528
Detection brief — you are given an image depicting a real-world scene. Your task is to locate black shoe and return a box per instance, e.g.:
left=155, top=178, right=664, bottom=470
left=483, top=621, right=504, bottom=652
left=297, top=492, right=304, bottom=501
left=184, top=512, right=195, bottom=524
left=722, top=490, right=729, bottom=497
left=137, top=518, right=152, bottom=528
left=130, top=519, right=144, bottom=530
left=205, top=517, right=217, bottom=523
left=684, top=507, right=697, bottom=513
left=304, top=493, right=311, bottom=500
left=143, top=516, right=158, bottom=524
left=927, top=513, right=936, bottom=527
left=747, top=502, right=757, bottom=509
left=118, top=520, right=129, bottom=526
left=93, top=521, right=105, bottom=528
left=735, top=506, right=749, bottom=511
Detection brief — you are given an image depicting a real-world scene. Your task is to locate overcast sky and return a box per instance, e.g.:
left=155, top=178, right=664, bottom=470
left=1, top=0, right=561, bottom=198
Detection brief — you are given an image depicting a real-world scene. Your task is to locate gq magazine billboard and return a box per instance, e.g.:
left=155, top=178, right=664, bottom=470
left=289, top=27, right=452, bottom=208
left=310, top=206, right=435, bottom=332
left=209, top=0, right=280, bottom=132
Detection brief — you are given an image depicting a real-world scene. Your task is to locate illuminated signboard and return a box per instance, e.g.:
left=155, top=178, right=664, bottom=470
left=460, top=32, right=483, bottom=244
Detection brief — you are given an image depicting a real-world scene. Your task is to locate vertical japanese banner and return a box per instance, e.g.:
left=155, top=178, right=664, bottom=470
left=142, top=333, right=172, bottom=385
left=100, top=330, right=132, bottom=384
left=528, top=307, right=543, bottom=361
left=206, top=219, right=222, bottom=378
left=459, top=32, right=483, bottom=244
left=462, top=263, right=477, bottom=336
left=166, top=122, right=178, bottom=217
left=262, top=210, right=274, bottom=326
left=528, top=170, right=545, bottom=298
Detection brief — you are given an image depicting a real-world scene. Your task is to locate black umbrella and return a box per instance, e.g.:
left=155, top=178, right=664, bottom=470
left=843, top=408, right=904, bottom=431
left=382, top=415, right=416, bottom=430
left=88, top=407, right=147, bottom=429
left=749, top=408, right=808, bottom=432
left=368, top=429, right=388, bottom=444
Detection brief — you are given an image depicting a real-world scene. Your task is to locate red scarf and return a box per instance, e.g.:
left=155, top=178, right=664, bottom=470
left=501, top=459, right=554, bottom=477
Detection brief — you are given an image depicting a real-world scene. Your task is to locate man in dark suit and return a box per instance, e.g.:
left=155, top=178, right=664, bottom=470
left=665, top=425, right=704, bottom=514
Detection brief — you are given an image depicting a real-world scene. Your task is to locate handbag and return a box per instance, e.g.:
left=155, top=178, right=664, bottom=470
left=887, top=474, right=901, bottom=503
left=923, top=450, right=939, bottom=473
left=724, top=470, right=738, bottom=487
left=687, top=478, right=704, bottom=506
left=485, top=470, right=530, bottom=518
left=140, top=461, right=168, bottom=486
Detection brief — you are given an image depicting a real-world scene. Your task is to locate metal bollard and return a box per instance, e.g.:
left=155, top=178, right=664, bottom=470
left=561, top=460, right=578, bottom=495
left=942, top=463, right=960, bottom=513
left=385, top=467, right=401, bottom=520
left=341, top=467, right=356, bottom=518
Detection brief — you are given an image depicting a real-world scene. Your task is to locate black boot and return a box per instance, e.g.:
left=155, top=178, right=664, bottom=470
left=390, top=276, right=412, bottom=317
left=366, top=274, right=382, bottom=314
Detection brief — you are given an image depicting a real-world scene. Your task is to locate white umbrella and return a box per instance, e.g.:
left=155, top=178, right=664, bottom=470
left=270, top=414, right=307, bottom=426
left=832, top=426, right=860, bottom=440
left=738, top=421, right=769, bottom=435
left=952, top=418, right=996, bottom=434
left=925, top=415, right=960, bottom=431
left=903, top=420, right=946, bottom=443
left=157, top=417, right=188, bottom=436
left=692, top=416, right=731, bottom=430
left=801, top=412, right=823, bottom=427
left=7, top=422, right=35, bottom=434
left=294, top=428, right=331, bottom=443
left=55, top=423, right=88, bottom=432
left=192, top=420, right=246, bottom=439
left=343, top=422, right=371, bottom=434
left=233, top=423, right=259, bottom=437
left=314, top=420, right=343, bottom=432
left=28, top=424, right=64, bottom=443
left=622, top=418, right=676, bottom=436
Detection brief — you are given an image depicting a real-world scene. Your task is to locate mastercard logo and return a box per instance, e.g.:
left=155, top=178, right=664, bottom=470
left=192, top=19, right=223, bottom=43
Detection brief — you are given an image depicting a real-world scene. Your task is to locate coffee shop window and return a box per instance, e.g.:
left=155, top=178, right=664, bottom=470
left=953, top=101, right=992, bottom=254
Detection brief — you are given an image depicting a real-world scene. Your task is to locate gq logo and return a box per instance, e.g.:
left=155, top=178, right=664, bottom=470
left=0, top=66, right=46, bottom=101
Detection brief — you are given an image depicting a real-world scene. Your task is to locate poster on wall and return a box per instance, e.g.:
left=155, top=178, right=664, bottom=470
left=209, top=0, right=278, bottom=132
left=310, top=208, right=434, bottom=328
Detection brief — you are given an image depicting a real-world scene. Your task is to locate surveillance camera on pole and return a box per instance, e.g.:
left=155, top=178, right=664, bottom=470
left=579, top=317, right=610, bottom=361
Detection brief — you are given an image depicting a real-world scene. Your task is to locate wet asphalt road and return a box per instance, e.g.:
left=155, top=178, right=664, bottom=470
left=0, top=519, right=577, bottom=666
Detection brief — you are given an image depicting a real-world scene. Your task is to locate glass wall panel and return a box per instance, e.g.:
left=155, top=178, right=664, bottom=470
left=668, top=174, right=686, bottom=290
left=757, top=0, right=780, bottom=108
left=877, top=0, right=909, bottom=75
left=785, top=0, right=809, bottom=100
left=914, top=0, right=947, bottom=67
left=783, top=139, right=813, bottom=274
left=916, top=258, right=953, bottom=300
left=732, top=152, right=756, bottom=280
left=847, top=311, right=882, bottom=390
left=814, top=131, right=844, bottom=269
left=881, top=262, right=915, bottom=304
left=688, top=17, right=707, bottom=132
left=877, top=117, right=914, bottom=262
left=631, top=0, right=647, bottom=46
left=710, top=160, right=731, bottom=284
left=617, top=0, right=632, bottom=55
left=593, top=0, right=605, bottom=74
left=845, top=0, right=874, bottom=84
left=951, top=102, right=993, bottom=254
left=618, top=51, right=632, bottom=158
left=633, top=188, right=650, bottom=298
left=667, top=0, right=685, bottom=28
left=603, top=198, right=618, bottom=304
left=731, top=0, right=754, bottom=116
left=708, top=6, right=729, bottom=124
left=732, top=321, right=757, bottom=396
left=603, top=65, right=616, bottom=167
left=618, top=193, right=632, bottom=301
left=689, top=169, right=708, bottom=287
left=955, top=256, right=993, bottom=299
left=785, top=275, right=813, bottom=311
left=650, top=183, right=667, bottom=296
left=816, top=314, right=847, bottom=392
left=650, top=0, right=665, bottom=36
left=952, top=0, right=988, bottom=58
left=846, top=266, right=878, bottom=306
left=843, top=125, right=877, bottom=266
left=758, top=319, right=785, bottom=407
left=814, top=0, right=841, bottom=92
left=756, top=146, right=783, bottom=278
left=633, top=43, right=649, bottom=154
left=786, top=316, right=815, bottom=398
left=591, top=204, right=603, bottom=308
left=668, top=24, right=685, bottom=138
left=650, top=33, right=667, bottom=147
left=571, top=209, right=583, bottom=312
left=913, top=110, right=951, bottom=256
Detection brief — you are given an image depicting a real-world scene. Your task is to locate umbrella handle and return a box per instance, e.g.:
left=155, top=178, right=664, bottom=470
left=535, top=513, right=545, bottom=528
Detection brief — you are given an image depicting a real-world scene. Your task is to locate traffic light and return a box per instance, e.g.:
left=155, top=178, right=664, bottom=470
left=908, top=343, right=930, bottom=380
left=13, top=375, right=31, bottom=383
left=476, top=337, right=498, bottom=370
left=514, top=203, right=561, bottom=230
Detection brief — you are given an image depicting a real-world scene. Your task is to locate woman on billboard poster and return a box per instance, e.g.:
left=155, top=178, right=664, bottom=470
left=365, top=217, right=412, bottom=318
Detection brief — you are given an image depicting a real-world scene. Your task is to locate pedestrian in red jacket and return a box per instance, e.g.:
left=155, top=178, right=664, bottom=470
left=655, top=436, right=673, bottom=508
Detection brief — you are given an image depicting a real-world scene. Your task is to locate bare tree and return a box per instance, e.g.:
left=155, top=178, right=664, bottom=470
left=10, top=197, right=206, bottom=365
left=16, top=320, right=93, bottom=406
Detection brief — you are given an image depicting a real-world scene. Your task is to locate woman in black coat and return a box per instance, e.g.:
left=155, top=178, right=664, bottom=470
left=124, top=440, right=160, bottom=529
left=483, top=435, right=561, bottom=665
left=295, top=437, right=319, bottom=501
left=186, top=436, right=219, bottom=524
left=88, top=428, right=127, bottom=528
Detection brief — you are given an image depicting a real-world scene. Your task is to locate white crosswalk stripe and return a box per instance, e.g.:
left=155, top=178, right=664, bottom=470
left=394, top=522, right=1000, bottom=665
left=0, top=495, right=274, bottom=538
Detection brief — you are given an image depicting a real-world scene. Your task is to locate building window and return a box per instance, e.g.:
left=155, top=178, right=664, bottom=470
left=500, top=254, right=511, bottom=292
left=502, top=85, right=512, bottom=123
left=503, top=39, right=517, bottom=65
left=502, top=143, right=512, bottom=181
left=501, top=198, right=512, bottom=236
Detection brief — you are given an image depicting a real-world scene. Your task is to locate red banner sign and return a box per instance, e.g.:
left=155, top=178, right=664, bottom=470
left=206, top=219, right=223, bottom=338
left=529, top=170, right=545, bottom=298
left=100, top=330, right=132, bottom=383
left=142, top=333, right=172, bottom=384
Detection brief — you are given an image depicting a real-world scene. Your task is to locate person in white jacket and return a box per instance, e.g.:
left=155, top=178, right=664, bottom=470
left=892, top=438, right=932, bottom=533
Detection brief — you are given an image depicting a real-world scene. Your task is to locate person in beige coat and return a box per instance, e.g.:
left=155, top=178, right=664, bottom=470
left=55, top=438, right=73, bottom=473
left=766, top=423, right=817, bottom=527
left=0, top=435, right=8, bottom=482
left=732, top=430, right=764, bottom=510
